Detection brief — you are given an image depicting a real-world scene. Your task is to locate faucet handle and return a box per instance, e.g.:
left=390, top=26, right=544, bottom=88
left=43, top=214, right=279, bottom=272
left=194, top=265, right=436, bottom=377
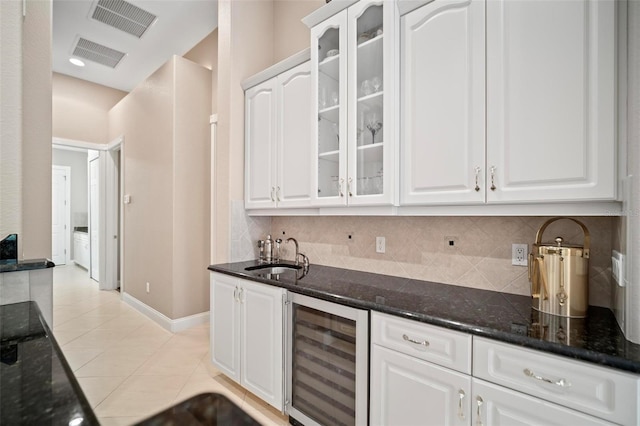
left=298, top=253, right=310, bottom=268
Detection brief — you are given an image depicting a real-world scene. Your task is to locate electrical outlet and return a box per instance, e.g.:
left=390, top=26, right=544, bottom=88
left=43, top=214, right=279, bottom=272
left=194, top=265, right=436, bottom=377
left=512, top=244, right=528, bottom=266
left=376, top=236, right=385, bottom=253
left=146, top=282, right=150, bottom=293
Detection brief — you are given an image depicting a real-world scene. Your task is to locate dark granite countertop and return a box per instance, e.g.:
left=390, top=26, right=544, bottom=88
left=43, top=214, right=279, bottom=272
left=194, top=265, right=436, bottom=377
left=135, top=392, right=260, bottom=425
left=0, top=301, right=98, bottom=425
left=209, top=260, right=640, bottom=374
left=0, top=258, right=55, bottom=273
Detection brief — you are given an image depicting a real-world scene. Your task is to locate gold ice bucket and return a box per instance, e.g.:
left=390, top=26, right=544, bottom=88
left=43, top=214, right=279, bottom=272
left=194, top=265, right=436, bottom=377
left=529, top=217, right=590, bottom=318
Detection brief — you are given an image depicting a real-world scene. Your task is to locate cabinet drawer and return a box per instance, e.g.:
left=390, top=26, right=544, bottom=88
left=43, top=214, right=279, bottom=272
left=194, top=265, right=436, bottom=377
left=473, top=337, right=639, bottom=425
left=371, top=312, right=471, bottom=374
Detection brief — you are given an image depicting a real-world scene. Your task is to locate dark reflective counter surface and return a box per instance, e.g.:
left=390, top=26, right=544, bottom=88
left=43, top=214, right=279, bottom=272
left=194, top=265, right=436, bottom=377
left=0, top=302, right=98, bottom=425
left=210, top=260, right=640, bottom=374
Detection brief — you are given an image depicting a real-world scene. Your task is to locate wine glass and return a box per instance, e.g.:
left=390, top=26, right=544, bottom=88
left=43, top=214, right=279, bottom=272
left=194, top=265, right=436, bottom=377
left=371, top=76, right=382, bottom=93
left=366, top=113, right=382, bottom=144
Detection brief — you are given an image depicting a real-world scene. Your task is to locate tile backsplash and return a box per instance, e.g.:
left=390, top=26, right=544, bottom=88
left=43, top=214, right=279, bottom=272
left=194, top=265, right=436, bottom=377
left=270, top=216, right=614, bottom=308
left=227, top=206, right=614, bottom=308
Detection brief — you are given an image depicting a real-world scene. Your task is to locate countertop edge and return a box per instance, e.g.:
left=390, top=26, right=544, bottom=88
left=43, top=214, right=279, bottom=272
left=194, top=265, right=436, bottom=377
left=0, top=259, right=55, bottom=273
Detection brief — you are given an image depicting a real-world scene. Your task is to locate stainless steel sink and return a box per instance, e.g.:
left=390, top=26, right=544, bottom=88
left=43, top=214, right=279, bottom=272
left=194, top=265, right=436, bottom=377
left=244, top=264, right=302, bottom=275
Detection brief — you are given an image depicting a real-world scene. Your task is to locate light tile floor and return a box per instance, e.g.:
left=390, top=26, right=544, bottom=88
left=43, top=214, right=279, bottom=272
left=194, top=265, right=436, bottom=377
left=53, top=264, right=289, bottom=425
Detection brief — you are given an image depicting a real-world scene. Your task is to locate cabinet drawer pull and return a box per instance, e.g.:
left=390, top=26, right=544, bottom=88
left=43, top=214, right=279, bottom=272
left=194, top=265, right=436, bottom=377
left=270, top=187, right=275, bottom=202
left=339, top=178, right=345, bottom=197
left=402, top=334, right=429, bottom=347
left=474, top=166, right=481, bottom=192
left=276, top=186, right=281, bottom=202
left=476, top=396, right=483, bottom=426
left=458, top=389, right=466, bottom=420
left=523, top=368, right=571, bottom=388
left=348, top=177, right=353, bottom=197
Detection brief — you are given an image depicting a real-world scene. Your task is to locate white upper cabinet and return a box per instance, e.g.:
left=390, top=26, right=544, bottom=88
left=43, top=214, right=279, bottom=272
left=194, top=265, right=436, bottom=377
left=310, top=0, right=398, bottom=207
left=401, top=0, right=485, bottom=205
left=277, top=62, right=313, bottom=208
left=401, top=0, right=617, bottom=205
left=486, top=0, right=616, bottom=203
left=245, top=61, right=312, bottom=209
left=245, top=79, right=277, bottom=209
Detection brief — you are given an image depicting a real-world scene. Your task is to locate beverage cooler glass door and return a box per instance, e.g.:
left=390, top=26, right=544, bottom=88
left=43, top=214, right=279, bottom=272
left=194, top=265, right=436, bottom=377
left=287, top=293, right=369, bottom=426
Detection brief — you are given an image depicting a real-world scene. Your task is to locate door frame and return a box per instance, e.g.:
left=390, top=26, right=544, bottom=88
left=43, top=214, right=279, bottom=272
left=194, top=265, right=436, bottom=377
left=52, top=137, right=124, bottom=293
left=52, top=165, right=71, bottom=265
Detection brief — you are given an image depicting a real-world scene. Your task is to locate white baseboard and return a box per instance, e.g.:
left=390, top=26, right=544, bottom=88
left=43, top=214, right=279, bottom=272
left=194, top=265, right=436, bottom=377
left=122, top=292, right=209, bottom=333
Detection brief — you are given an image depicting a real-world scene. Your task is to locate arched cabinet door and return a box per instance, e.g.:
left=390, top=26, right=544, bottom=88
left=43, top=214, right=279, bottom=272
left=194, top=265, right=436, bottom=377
left=400, top=0, right=486, bottom=206
left=486, top=0, right=616, bottom=203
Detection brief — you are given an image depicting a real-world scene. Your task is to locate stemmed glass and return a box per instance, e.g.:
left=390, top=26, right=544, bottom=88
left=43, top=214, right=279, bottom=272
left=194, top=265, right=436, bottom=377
left=366, top=113, right=382, bottom=144
left=371, top=76, right=382, bottom=93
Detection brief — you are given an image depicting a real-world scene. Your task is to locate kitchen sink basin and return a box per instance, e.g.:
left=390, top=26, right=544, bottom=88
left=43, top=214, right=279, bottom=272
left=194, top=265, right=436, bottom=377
left=244, top=263, right=302, bottom=275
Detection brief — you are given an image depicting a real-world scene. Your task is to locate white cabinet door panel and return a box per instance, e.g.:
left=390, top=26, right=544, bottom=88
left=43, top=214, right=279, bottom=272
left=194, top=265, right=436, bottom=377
left=473, top=378, right=615, bottom=426
left=210, top=273, right=241, bottom=382
left=240, top=280, right=285, bottom=410
left=401, top=0, right=485, bottom=205
left=486, top=0, right=616, bottom=202
left=277, top=62, right=312, bottom=207
left=245, top=81, right=277, bottom=209
left=371, top=345, right=471, bottom=426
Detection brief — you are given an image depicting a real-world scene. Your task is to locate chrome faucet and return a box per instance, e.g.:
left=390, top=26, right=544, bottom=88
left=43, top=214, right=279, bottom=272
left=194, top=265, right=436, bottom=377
left=286, top=237, right=309, bottom=267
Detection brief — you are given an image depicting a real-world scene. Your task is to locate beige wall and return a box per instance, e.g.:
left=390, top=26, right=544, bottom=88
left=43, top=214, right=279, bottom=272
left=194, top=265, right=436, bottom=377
left=0, top=0, right=23, bottom=243
left=172, top=58, right=212, bottom=318
left=273, top=0, right=325, bottom=62
left=215, top=0, right=275, bottom=263
left=53, top=73, right=127, bottom=144
left=109, top=56, right=211, bottom=319
left=0, top=0, right=52, bottom=259
left=184, top=29, right=219, bottom=114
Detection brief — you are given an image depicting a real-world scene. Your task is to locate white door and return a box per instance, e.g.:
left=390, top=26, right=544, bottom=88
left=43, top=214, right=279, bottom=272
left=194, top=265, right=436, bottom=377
left=89, top=157, right=100, bottom=280
left=52, top=166, right=70, bottom=265
left=486, top=0, right=616, bottom=203
left=370, top=345, right=471, bottom=426
left=400, top=0, right=485, bottom=205
left=472, top=379, right=616, bottom=426
left=240, top=280, right=285, bottom=411
left=277, top=61, right=312, bottom=208
left=245, top=79, right=277, bottom=209
left=210, top=273, right=241, bottom=382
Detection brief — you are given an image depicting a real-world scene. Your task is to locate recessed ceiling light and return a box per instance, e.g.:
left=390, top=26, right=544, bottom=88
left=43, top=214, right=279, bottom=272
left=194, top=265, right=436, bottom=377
left=69, top=58, right=85, bottom=67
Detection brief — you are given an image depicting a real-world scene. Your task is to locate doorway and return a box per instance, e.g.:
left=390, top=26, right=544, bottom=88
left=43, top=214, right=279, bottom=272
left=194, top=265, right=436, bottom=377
left=52, top=165, right=70, bottom=265
left=52, top=138, right=124, bottom=292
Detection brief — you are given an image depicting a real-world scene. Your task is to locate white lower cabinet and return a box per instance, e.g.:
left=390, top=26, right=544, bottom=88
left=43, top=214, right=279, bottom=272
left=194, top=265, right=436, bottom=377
left=472, top=378, right=614, bottom=426
left=371, top=345, right=471, bottom=426
left=370, top=312, right=637, bottom=426
left=73, top=232, right=89, bottom=269
left=210, top=272, right=286, bottom=411
left=371, top=312, right=472, bottom=426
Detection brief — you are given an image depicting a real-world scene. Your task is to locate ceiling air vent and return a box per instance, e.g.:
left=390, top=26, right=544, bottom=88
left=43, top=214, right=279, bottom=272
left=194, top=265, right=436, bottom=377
left=72, top=38, right=126, bottom=68
left=91, top=0, right=157, bottom=38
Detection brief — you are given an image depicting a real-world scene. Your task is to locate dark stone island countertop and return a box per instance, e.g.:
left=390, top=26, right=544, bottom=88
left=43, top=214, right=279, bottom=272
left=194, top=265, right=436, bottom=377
left=0, top=301, right=98, bottom=425
left=209, top=260, right=640, bottom=375
left=0, top=258, right=55, bottom=273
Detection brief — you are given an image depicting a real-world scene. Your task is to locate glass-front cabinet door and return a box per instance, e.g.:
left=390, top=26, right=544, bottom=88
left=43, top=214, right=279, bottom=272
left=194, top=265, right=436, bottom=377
left=311, top=11, right=348, bottom=206
left=310, top=0, right=397, bottom=207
